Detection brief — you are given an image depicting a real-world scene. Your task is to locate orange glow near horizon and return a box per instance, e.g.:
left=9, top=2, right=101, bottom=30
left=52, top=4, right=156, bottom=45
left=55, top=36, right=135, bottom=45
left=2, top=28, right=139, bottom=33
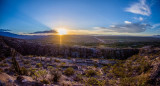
left=57, top=28, right=67, bottom=46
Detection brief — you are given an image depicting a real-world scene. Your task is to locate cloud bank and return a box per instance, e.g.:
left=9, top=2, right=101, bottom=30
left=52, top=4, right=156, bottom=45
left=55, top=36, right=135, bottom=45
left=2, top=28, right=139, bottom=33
left=94, top=23, right=151, bottom=33
left=125, top=0, right=151, bottom=16
left=0, top=29, right=11, bottom=32
left=31, top=30, right=57, bottom=34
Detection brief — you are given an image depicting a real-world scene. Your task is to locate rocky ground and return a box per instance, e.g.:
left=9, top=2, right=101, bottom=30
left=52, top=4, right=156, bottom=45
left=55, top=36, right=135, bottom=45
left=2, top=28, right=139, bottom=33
left=0, top=47, right=160, bottom=86
left=0, top=55, right=116, bottom=86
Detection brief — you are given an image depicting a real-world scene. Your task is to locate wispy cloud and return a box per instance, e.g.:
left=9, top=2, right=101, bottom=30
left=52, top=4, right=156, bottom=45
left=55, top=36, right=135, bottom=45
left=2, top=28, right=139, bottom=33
left=133, top=17, right=144, bottom=21
left=94, top=23, right=151, bottom=33
left=125, top=0, right=151, bottom=16
left=124, top=21, right=132, bottom=24
left=139, top=17, right=143, bottom=21
left=151, top=23, right=160, bottom=29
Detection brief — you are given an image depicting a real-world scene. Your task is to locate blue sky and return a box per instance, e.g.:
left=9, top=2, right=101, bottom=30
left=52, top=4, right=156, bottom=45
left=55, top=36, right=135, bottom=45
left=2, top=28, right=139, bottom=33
left=0, top=0, right=160, bottom=36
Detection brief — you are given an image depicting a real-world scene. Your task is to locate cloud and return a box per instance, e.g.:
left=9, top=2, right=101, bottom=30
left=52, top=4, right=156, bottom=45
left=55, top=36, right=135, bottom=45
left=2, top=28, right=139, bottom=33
left=133, top=17, right=144, bottom=21
left=124, top=21, right=132, bottom=24
left=139, top=17, right=143, bottom=21
left=31, top=30, right=57, bottom=34
left=0, top=29, right=11, bottom=32
left=94, top=23, right=151, bottom=33
left=151, top=23, right=160, bottom=29
left=125, top=0, right=151, bottom=16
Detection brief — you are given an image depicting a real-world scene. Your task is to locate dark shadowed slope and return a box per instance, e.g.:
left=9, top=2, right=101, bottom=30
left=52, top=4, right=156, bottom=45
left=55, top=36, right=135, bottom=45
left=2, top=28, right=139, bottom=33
left=0, top=36, right=139, bottom=59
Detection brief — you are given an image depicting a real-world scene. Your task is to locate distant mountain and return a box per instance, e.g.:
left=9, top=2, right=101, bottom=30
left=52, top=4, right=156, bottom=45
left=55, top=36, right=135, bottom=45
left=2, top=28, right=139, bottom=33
left=153, top=35, right=160, bottom=36
left=0, top=30, right=47, bottom=39
left=153, top=35, right=160, bottom=38
left=0, top=31, right=20, bottom=38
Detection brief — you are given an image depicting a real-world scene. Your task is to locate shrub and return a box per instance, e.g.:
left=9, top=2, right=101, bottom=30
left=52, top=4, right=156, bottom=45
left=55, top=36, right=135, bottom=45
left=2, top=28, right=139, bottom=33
left=119, top=77, right=136, bottom=86
left=138, top=61, right=151, bottom=74
left=23, top=60, right=30, bottom=64
left=108, top=79, right=117, bottom=86
left=136, top=74, right=149, bottom=86
left=60, top=62, right=66, bottom=67
left=102, top=66, right=108, bottom=72
left=0, top=68, right=3, bottom=73
left=64, top=67, right=74, bottom=76
left=39, top=70, right=47, bottom=80
left=0, top=63, right=8, bottom=67
left=36, top=63, right=42, bottom=68
left=29, top=68, right=36, bottom=76
left=86, top=77, right=105, bottom=86
left=61, top=82, right=72, bottom=86
left=119, top=74, right=149, bottom=86
left=85, top=69, right=97, bottom=77
left=109, top=63, right=126, bottom=78
left=94, top=63, right=98, bottom=68
left=32, top=72, right=39, bottom=81
left=47, top=66, right=54, bottom=71
left=67, top=57, right=71, bottom=60
left=0, top=57, right=5, bottom=61
left=41, top=79, right=50, bottom=84
left=21, top=67, right=29, bottom=75
left=33, top=69, right=47, bottom=81
left=54, top=59, right=60, bottom=63
left=73, top=74, right=83, bottom=82
left=50, top=69, right=62, bottom=83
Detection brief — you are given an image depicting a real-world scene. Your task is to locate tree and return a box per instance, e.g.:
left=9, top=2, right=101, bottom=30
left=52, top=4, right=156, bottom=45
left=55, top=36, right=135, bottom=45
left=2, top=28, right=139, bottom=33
left=11, top=49, right=22, bottom=75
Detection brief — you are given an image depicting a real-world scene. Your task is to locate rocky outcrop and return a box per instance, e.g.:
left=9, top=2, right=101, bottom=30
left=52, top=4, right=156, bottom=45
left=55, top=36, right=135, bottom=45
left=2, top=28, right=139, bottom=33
left=16, top=76, right=43, bottom=86
left=0, top=73, right=43, bottom=86
left=0, top=73, right=16, bottom=86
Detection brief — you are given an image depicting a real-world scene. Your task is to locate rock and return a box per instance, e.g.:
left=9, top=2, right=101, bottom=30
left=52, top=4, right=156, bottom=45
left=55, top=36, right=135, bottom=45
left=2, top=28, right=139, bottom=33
left=0, top=73, right=17, bottom=86
left=16, top=76, right=24, bottom=83
left=17, top=75, right=35, bottom=83
left=0, top=80, right=5, bottom=86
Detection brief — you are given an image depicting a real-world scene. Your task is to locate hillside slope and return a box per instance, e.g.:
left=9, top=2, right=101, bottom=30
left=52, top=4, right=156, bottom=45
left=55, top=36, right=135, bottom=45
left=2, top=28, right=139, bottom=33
left=107, top=48, right=160, bottom=85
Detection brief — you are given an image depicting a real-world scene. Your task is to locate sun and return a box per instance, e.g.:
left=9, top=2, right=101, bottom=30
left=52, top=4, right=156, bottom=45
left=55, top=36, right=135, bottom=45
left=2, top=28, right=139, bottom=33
left=57, top=29, right=67, bottom=35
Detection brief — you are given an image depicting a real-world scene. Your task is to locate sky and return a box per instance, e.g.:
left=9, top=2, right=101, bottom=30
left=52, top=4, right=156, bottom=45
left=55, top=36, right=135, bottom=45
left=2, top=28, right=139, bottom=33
left=0, top=0, right=160, bottom=36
